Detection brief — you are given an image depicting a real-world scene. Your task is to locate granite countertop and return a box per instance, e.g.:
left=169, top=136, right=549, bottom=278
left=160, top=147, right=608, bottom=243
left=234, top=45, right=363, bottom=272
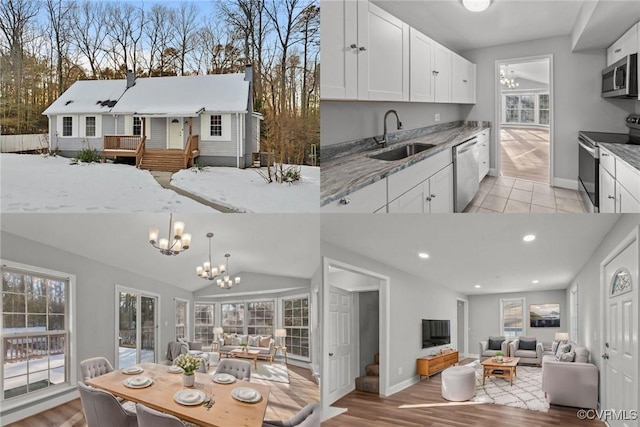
left=599, top=143, right=640, bottom=173
left=321, top=124, right=490, bottom=206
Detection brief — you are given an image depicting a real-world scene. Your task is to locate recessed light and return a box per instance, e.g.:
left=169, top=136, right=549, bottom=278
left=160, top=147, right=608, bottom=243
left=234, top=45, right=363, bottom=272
left=523, top=234, right=536, bottom=242
left=462, top=0, right=491, bottom=12
left=474, top=284, right=481, bottom=288
left=418, top=252, right=430, bottom=259
left=532, top=280, right=539, bottom=284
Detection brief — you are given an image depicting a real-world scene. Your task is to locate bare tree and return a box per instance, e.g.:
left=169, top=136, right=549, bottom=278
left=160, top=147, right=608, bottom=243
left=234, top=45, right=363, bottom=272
left=45, top=0, right=74, bottom=95
left=170, top=2, right=198, bottom=76
left=71, top=1, right=107, bottom=79
left=296, top=3, right=319, bottom=118
left=105, top=3, right=144, bottom=76
left=144, top=4, right=174, bottom=76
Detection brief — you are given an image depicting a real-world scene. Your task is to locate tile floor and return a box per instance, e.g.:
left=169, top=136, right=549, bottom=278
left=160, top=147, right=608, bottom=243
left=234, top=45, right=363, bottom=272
left=464, top=176, right=586, bottom=213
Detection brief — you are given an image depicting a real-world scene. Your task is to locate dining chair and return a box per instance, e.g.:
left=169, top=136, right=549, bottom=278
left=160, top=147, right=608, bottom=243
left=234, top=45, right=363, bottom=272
left=136, top=403, right=186, bottom=427
left=214, top=359, right=251, bottom=381
left=80, top=357, right=115, bottom=381
left=78, top=382, right=138, bottom=427
left=262, top=402, right=321, bottom=427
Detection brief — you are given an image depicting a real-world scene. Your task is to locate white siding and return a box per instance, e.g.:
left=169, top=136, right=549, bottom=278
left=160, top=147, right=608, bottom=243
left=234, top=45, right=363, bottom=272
left=49, top=114, right=111, bottom=151
left=199, top=113, right=240, bottom=157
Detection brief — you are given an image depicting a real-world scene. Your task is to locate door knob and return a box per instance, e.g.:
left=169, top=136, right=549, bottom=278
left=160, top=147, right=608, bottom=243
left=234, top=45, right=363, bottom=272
left=329, top=353, right=334, bottom=356
left=350, top=44, right=357, bottom=49
left=359, top=46, right=367, bottom=52
left=608, top=195, right=615, bottom=200
left=339, top=198, right=350, bottom=205
left=602, top=353, right=609, bottom=360
left=431, top=194, right=436, bottom=198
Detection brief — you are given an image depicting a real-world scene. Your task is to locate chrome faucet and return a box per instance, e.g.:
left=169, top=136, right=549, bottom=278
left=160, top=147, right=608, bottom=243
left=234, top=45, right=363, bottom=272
left=375, top=110, right=403, bottom=148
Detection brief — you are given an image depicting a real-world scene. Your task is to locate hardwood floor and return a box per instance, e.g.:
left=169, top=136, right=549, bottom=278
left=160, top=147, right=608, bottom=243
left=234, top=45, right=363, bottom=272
left=500, top=127, right=549, bottom=183
left=322, top=359, right=604, bottom=427
left=6, top=364, right=318, bottom=427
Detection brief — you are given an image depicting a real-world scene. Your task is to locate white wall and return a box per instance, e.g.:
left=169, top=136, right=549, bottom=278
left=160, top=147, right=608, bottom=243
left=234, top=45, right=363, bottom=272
left=320, top=101, right=465, bottom=146
left=322, top=241, right=466, bottom=389
left=462, top=35, right=636, bottom=183
left=567, top=214, right=640, bottom=373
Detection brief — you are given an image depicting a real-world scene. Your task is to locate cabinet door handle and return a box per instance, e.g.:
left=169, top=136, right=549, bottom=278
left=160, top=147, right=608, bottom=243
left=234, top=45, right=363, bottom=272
left=350, top=43, right=357, bottom=49
left=432, top=71, right=439, bottom=76
left=329, top=353, right=334, bottom=356
left=339, top=197, right=350, bottom=205
left=426, top=197, right=432, bottom=202
left=601, top=153, right=609, bottom=157
left=359, top=46, right=367, bottom=52
left=608, top=195, right=615, bottom=200
left=431, top=194, right=436, bottom=198
left=614, top=48, right=622, bottom=53
left=463, top=79, right=468, bottom=83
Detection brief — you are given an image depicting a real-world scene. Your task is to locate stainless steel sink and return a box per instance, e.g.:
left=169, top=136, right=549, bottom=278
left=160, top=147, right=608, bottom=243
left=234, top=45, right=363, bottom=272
left=368, top=143, right=435, bottom=161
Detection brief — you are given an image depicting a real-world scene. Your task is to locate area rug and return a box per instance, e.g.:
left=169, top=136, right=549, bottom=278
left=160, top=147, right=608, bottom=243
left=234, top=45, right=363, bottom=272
left=469, top=361, right=549, bottom=413
left=251, top=361, right=290, bottom=384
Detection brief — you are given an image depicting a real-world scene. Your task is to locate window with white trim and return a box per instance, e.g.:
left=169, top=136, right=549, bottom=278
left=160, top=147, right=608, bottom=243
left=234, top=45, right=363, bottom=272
left=210, top=115, right=222, bottom=137
left=539, top=94, right=550, bottom=125
left=175, top=299, right=188, bottom=340
left=247, top=301, right=274, bottom=336
left=194, top=302, right=215, bottom=346
left=1, top=266, right=70, bottom=400
left=500, top=298, right=524, bottom=338
left=282, top=296, right=310, bottom=358
left=502, top=93, right=550, bottom=126
left=133, top=117, right=142, bottom=136
left=85, top=117, right=96, bottom=137
left=221, top=303, right=244, bottom=335
left=62, top=117, right=73, bottom=137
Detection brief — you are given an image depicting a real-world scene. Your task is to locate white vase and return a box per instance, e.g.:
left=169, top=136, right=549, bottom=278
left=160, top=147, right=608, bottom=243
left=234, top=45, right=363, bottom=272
left=183, top=373, right=195, bottom=387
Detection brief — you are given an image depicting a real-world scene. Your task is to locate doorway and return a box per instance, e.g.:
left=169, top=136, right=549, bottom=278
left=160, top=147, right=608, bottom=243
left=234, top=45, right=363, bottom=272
left=496, top=56, right=553, bottom=185
left=115, top=286, right=159, bottom=369
left=168, top=118, right=184, bottom=149
left=456, top=299, right=468, bottom=357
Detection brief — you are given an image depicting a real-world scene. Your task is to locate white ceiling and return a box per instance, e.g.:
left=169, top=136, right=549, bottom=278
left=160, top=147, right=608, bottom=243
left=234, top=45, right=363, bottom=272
left=322, top=215, right=621, bottom=296
left=501, top=59, right=550, bottom=85
left=1, top=214, right=321, bottom=292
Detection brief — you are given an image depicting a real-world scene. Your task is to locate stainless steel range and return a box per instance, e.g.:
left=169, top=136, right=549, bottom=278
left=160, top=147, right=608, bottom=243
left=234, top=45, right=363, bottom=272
left=578, top=114, right=640, bottom=213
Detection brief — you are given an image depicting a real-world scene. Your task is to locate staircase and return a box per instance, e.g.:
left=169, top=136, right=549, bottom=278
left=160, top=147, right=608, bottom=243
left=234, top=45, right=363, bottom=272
left=355, top=353, right=379, bottom=393
left=139, top=150, right=186, bottom=172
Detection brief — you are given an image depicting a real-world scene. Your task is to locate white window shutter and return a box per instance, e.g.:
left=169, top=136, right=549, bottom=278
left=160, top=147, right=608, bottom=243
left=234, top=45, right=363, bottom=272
left=144, top=118, right=151, bottom=139
left=96, top=115, right=103, bottom=137
left=222, top=114, right=231, bottom=141
left=56, top=115, right=63, bottom=137
left=200, top=114, right=209, bottom=138
left=124, top=116, right=132, bottom=134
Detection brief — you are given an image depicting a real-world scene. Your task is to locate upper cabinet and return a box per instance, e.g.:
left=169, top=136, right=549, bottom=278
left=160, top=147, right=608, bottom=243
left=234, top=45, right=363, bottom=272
left=321, top=0, right=476, bottom=105
left=607, top=23, right=639, bottom=66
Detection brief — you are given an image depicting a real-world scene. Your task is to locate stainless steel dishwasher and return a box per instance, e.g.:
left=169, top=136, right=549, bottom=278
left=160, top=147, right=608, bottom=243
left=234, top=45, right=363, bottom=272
left=453, top=137, right=480, bottom=212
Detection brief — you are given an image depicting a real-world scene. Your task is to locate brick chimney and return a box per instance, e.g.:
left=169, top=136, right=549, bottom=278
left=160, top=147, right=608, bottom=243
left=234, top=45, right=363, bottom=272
left=126, top=70, right=136, bottom=89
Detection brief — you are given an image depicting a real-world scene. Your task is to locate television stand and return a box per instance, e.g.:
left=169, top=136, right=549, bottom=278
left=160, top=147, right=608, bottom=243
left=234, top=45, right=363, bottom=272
left=416, top=351, right=459, bottom=380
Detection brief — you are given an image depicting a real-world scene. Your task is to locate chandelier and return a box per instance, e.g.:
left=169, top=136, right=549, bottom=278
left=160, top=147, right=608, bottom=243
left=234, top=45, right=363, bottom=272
left=148, top=214, right=191, bottom=256
left=500, top=69, right=519, bottom=89
left=196, top=233, right=241, bottom=288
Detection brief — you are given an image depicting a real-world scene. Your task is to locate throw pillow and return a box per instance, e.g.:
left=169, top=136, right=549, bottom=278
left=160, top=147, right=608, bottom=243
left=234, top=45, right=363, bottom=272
left=556, top=342, right=572, bottom=357
left=259, top=336, right=271, bottom=347
left=519, top=338, right=537, bottom=351
left=557, top=351, right=576, bottom=362
left=231, top=335, right=242, bottom=346
left=551, top=341, right=559, bottom=354
left=237, top=334, right=248, bottom=345
left=248, top=335, right=260, bottom=347
left=223, top=334, right=234, bottom=346
left=488, top=338, right=505, bottom=351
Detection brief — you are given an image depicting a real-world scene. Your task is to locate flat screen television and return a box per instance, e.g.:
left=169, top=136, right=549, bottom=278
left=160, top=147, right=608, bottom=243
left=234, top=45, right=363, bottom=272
left=422, top=319, right=451, bottom=349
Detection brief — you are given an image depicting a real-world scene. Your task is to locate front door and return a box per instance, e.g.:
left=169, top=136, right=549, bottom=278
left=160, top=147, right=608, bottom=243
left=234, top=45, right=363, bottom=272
left=328, top=286, right=353, bottom=404
left=602, top=231, right=638, bottom=427
left=168, top=118, right=183, bottom=149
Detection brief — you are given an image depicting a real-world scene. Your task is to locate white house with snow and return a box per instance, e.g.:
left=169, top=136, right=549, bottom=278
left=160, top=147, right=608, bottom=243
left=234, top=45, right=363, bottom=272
left=42, top=66, right=262, bottom=171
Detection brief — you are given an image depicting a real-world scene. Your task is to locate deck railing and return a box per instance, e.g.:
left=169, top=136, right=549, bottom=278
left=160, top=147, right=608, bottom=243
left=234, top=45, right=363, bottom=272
left=183, top=134, right=199, bottom=168
left=104, top=135, right=143, bottom=151
left=118, top=328, right=155, bottom=349
left=3, top=333, right=67, bottom=363
left=135, top=136, right=146, bottom=167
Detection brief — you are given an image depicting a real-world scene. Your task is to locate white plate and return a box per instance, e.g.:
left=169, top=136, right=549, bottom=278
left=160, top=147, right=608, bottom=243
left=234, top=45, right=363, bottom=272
left=123, top=376, right=153, bottom=389
left=174, top=389, right=205, bottom=406
left=211, top=373, right=236, bottom=384
left=231, top=387, right=261, bottom=403
left=122, top=366, right=143, bottom=375
left=168, top=366, right=183, bottom=374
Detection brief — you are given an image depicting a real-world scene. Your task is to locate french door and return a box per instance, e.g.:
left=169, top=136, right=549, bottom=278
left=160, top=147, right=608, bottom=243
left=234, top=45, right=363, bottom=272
left=116, top=287, right=159, bottom=369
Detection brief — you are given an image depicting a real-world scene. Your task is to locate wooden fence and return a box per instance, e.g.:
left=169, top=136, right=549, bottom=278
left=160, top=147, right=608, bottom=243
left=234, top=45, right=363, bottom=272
left=0, top=134, right=48, bottom=153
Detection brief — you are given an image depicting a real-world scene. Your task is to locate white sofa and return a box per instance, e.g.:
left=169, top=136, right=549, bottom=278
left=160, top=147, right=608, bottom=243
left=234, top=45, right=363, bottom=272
left=541, top=343, right=598, bottom=409
left=217, top=334, right=275, bottom=363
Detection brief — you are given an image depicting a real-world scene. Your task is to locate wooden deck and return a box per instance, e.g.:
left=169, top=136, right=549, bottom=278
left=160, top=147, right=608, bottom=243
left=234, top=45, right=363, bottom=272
left=500, top=127, right=549, bottom=183
left=102, top=134, right=200, bottom=172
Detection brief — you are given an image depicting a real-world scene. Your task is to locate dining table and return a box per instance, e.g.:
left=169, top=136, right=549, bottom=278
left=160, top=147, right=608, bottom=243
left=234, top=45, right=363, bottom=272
left=85, top=363, right=271, bottom=427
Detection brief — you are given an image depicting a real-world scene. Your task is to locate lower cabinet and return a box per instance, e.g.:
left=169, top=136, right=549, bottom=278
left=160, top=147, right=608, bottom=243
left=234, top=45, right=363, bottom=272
left=321, top=178, right=387, bottom=213
left=387, top=164, right=453, bottom=213
left=416, top=351, right=459, bottom=380
left=618, top=183, right=640, bottom=213
left=478, top=130, right=490, bottom=181
left=599, top=165, right=616, bottom=214
left=598, top=147, right=640, bottom=213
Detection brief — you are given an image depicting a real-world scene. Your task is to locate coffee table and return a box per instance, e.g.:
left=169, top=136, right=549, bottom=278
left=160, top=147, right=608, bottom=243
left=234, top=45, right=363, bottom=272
left=481, top=357, right=520, bottom=386
left=229, top=349, right=260, bottom=369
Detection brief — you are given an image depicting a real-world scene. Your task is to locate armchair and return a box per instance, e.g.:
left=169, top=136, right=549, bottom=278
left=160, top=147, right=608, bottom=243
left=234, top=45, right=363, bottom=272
left=166, top=340, right=209, bottom=373
left=508, top=337, right=544, bottom=366
left=479, top=336, right=509, bottom=361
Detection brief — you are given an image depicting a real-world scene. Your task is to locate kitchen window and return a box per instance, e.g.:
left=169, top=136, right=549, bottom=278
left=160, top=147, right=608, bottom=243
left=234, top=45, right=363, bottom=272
left=85, top=117, right=96, bottom=137
left=500, top=298, right=524, bottom=338
left=282, top=296, right=310, bottom=358
left=194, top=302, right=215, bottom=347
left=175, top=299, right=188, bottom=340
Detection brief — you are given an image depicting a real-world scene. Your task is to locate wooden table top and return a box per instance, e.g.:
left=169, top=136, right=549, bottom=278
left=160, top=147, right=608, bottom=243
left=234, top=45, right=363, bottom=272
left=481, top=357, right=520, bottom=368
left=85, top=363, right=271, bottom=427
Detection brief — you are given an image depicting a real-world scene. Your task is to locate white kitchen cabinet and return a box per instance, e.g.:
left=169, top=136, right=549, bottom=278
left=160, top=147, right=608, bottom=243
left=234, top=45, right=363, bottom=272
left=607, top=23, right=639, bottom=66
left=618, top=184, right=640, bottom=213
left=427, top=163, right=454, bottom=213
left=478, top=129, right=490, bottom=181
left=387, top=183, right=424, bottom=213
left=321, top=178, right=387, bottom=213
left=320, top=0, right=358, bottom=99
left=433, top=43, right=451, bottom=103
left=451, top=53, right=476, bottom=104
left=357, top=1, right=410, bottom=101
left=409, top=27, right=434, bottom=102
left=599, top=165, right=617, bottom=213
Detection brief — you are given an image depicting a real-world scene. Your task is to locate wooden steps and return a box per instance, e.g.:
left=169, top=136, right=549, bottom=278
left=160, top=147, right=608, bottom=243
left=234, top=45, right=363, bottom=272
left=139, top=150, right=186, bottom=172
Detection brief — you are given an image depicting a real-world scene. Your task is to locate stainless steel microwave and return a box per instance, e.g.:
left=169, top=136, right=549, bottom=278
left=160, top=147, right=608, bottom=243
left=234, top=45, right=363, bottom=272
left=602, top=54, right=638, bottom=98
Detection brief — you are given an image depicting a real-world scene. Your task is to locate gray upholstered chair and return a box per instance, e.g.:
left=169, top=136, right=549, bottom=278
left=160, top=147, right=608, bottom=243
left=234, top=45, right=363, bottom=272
left=478, top=336, right=509, bottom=361
left=80, top=357, right=114, bottom=381
left=509, top=336, right=544, bottom=366
left=262, top=402, right=321, bottom=427
left=78, top=382, right=138, bottom=427
left=136, top=403, right=186, bottom=427
left=214, top=359, right=251, bottom=381
left=167, top=341, right=209, bottom=373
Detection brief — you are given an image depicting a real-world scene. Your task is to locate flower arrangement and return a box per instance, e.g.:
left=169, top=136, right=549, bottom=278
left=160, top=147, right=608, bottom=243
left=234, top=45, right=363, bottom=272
left=175, top=353, right=202, bottom=376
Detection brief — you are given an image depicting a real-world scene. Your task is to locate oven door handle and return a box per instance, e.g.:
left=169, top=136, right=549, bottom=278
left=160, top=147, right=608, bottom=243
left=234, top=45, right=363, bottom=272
left=578, top=137, right=597, bottom=157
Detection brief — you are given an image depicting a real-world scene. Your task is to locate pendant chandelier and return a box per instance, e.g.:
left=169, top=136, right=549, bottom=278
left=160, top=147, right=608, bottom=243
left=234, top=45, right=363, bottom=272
left=196, top=233, right=241, bottom=288
left=148, top=214, right=191, bottom=256
left=500, top=69, right=519, bottom=89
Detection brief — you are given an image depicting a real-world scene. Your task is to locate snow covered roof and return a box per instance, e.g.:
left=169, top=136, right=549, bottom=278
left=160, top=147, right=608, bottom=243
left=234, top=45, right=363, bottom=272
left=42, top=80, right=127, bottom=115
left=43, top=73, right=250, bottom=116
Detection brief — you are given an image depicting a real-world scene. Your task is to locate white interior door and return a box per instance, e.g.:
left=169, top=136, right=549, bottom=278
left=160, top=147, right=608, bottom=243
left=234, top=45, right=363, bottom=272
left=603, top=232, right=638, bottom=427
left=168, top=118, right=183, bottom=149
left=328, top=286, right=354, bottom=404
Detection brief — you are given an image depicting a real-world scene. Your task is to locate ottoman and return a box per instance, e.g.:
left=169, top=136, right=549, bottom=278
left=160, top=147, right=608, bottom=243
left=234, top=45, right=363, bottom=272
left=441, top=365, right=476, bottom=401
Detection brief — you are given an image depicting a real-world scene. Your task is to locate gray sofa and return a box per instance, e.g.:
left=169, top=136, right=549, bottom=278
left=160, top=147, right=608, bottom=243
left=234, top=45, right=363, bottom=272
left=541, top=343, right=598, bottom=409
left=217, top=334, right=275, bottom=363
left=508, top=337, right=544, bottom=366
left=479, top=336, right=510, bottom=361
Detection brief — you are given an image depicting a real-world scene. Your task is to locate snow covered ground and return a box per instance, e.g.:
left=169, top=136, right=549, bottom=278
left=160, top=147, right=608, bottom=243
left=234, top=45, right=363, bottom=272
left=1, top=154, right=216, bottom=213
left=171, top=165, right=320, bottom=213
left=1, top=154, right=319, bottom=213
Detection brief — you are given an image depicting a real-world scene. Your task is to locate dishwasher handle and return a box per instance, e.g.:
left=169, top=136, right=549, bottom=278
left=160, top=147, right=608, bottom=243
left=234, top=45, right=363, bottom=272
left=455, top=137, right=478, bottom=155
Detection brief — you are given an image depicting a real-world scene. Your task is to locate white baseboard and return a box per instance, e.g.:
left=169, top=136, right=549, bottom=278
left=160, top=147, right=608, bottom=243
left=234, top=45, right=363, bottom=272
left=552, top=177, right=578, bottom=190
left=489, top=168, right=497, bottom=177
left=385, top=375, right=421, bottom=396
left=2, top=388, right=79, bottom=425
